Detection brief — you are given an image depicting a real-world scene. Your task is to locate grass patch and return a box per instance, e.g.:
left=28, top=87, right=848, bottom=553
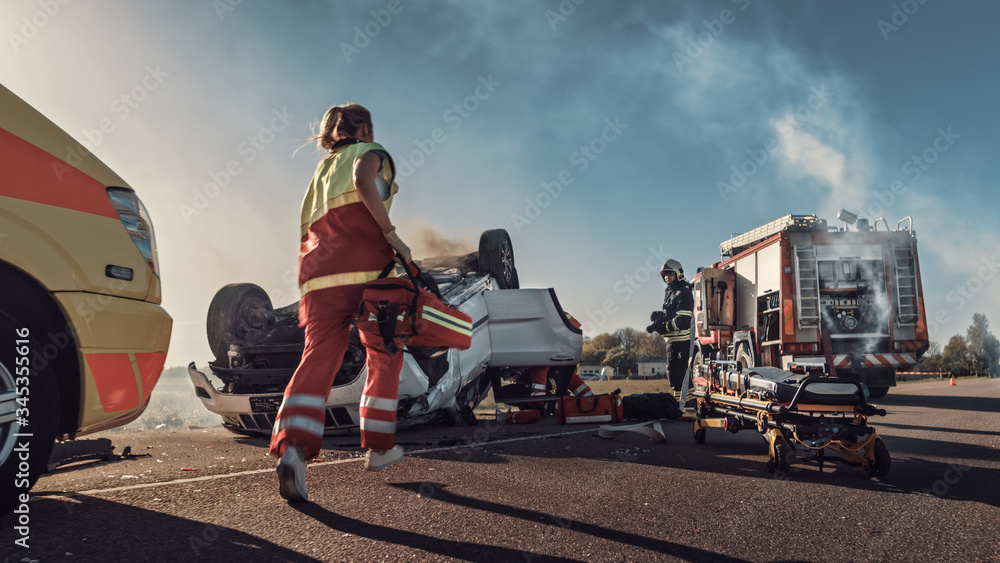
left=106, top=366, right=221, bottom=432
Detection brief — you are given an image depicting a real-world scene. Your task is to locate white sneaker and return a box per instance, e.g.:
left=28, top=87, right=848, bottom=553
left=277, top=447, right=308, bottom=502
left=364, top=445, right=404, bottom=471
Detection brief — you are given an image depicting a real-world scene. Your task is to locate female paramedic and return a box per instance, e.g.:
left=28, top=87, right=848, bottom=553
left=269, top=103, right=411, bottom=502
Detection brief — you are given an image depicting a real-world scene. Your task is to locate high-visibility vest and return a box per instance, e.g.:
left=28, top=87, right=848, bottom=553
left=298, top=141, right=399, bottom=298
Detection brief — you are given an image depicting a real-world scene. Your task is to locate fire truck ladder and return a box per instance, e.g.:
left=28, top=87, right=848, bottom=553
left=793, top=245, right=821, bottom=329
left=893, top=245, right=919, bottom=326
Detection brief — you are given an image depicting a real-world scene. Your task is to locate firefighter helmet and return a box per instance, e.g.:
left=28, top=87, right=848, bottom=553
left=659, top=259, right=683, bottom=277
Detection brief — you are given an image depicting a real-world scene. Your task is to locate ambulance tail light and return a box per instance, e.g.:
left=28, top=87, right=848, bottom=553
left=107, top=187, right=160, bottom=277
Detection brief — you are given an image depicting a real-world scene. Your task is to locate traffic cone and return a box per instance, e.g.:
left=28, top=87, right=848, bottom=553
left=949, top=375, right=957, bottom=386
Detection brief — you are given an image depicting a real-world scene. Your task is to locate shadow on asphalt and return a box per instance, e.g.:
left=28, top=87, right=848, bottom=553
left=0, top=494, right=315, bottom=562
left=878, top=392, right=1000, bottom=414
left=401, top=418, right=1000, bottom=511
left=292, top=501, right=581, bottom=563
left=386, top=482, right=753, bottom=563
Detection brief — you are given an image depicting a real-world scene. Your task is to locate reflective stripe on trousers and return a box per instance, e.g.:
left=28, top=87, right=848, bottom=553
left=269, top=286, right=359, bottom=459
left=358, top=327, right=404, bottom=451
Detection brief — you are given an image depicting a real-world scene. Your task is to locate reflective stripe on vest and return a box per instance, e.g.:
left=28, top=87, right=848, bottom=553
left=301, top=269, right=386, bottom=296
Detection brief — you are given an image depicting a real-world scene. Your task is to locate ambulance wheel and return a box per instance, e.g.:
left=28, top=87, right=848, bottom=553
left=868, top=386, right=889, bottom=399
left=478, top=229, right=519, bottom=289
left=694, top=428, right=706, bottom=444
left=0, top=309, right=60, bottom=515
left=207, top=283, right=274, bottom=359
left=869, top=441, right=891, bottom=478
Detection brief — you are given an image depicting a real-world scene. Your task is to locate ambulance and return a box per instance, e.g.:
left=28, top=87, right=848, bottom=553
left=0, top=83, right=172, bottom=512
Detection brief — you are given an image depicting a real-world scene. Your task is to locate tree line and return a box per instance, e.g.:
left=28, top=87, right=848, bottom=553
left=581, top=327, right=666, bottom=378
left=918, top=313, right=1000, bottom=376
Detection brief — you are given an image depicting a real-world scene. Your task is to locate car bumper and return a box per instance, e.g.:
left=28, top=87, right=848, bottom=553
left=187, top=363, right=360, bottom=435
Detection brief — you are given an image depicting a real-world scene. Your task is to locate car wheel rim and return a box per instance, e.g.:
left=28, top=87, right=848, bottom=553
left=0, top=362, right=19, bottom=468
left=500, top=239, right=513, bottom=283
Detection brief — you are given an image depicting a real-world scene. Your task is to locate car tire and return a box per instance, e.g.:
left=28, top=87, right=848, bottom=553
left=0, top=308, right=60, bottom=515
left=206, top=283, right=274, bottom=360
left=478, top=229, right=519, bottom=289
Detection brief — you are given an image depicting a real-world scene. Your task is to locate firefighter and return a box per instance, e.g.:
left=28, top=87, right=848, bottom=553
left=647, top=259, right=693, bottom=403
left=269, top=103, right=411, bottom=502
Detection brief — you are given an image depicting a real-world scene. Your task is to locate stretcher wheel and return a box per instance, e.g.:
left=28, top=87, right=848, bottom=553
left=869, top=441, right=891, bottom=478
left=693, top=428, right=706, bottom=444
left=772, top=441, right=791, bottom=473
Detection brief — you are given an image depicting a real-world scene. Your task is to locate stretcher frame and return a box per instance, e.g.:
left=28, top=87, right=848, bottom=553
left=689, top=360, right=891, bottom=478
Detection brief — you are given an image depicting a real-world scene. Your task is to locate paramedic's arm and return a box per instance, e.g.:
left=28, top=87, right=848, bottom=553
left=354, top=152, right=411, bottom=262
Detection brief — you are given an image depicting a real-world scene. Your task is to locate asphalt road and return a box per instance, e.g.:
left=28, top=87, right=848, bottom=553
left=3, top=377, right=999, bottom=562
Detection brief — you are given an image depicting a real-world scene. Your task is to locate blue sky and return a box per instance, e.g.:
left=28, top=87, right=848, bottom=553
left=2, top=0, right=998, bottom=368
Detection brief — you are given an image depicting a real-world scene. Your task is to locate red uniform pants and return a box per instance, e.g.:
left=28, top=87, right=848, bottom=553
left=269, top=287, right=360, bottom=460
left=530, top=367, right=594, bottom=397
left=357, top=329, right=404, bottom=452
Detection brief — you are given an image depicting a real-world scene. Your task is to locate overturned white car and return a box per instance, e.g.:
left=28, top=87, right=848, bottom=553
left=188, top=229, right=582, bottom=435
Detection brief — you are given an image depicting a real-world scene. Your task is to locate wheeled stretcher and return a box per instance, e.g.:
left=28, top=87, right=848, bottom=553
left=690, top=361, right=891, bottom=477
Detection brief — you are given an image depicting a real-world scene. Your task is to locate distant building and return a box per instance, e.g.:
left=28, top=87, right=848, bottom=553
left=637, top=357, right=668, bottom=379
left=580, top=365, right=616, bottom=379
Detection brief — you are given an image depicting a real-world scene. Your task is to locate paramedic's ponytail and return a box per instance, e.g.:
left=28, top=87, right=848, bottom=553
left=316, top=103, right=372, bottom=153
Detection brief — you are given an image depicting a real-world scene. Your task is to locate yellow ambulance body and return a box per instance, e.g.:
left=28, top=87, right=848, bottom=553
left=0, top=83, right=171, bottom=509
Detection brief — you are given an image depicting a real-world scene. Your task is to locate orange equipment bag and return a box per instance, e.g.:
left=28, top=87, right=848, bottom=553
left=555, top=391, right=623, bottom=425
left=356, top=262, right=473, bottom=353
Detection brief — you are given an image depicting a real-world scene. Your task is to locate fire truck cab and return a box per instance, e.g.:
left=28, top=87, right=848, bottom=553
left=692, top=213, right=929, bottom=398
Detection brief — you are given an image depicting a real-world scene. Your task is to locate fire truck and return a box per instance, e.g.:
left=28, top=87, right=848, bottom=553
left=691, top=213, right=929, bottom=398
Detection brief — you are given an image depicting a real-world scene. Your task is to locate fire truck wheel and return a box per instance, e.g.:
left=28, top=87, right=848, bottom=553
left=478, top=229, right=519, bottom=289
left=206, top=283, right=274, bottom=360
left=735, top=345, right=754, bottom=370
left=868, top=386, right=889, bottom=399
left=0, top=308, right=60, bottom=515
